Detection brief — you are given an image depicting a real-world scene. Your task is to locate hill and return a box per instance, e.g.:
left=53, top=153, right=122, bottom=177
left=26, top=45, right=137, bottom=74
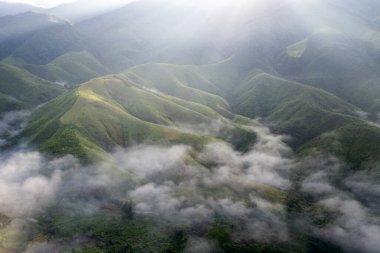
left=232, top=72, right=380, bottom=169
left=0, top=12, right=66, bottom=60
left=24, top=74, right=256, bottom=161
left=115, top=59, right=380, bottom=169
left=282, top=29, right=380, bottom=119
left=0, top=63, right=64, bottom=113
left=7, top=22, right=85, bottom=65
left=0, top=11, right=108, bottom=86
left=18, top=51, right=111, bottom=86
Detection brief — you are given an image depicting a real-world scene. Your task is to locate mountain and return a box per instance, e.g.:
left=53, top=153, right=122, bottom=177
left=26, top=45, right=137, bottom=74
left=0, top=11, right=108, bottom=85
left=0, top=1, right=42, bottom=16
left=0, top=63, right=64, bottom=113
left=281, top=29, right=380, bottom=119
left=46, top=0, right=135, bottom=22
left=232, top=72, right=380, bottom=169
left=128, top=58, right=380, bottom=170
left=5, top=19, right=85, bottom=65
left=24, top=73, right=255, bottom=161
left=72, top=0, right=380, bottom=121
left=76, top=0, right=260, bottom=71
left=0, top=12, right=64, bottom=60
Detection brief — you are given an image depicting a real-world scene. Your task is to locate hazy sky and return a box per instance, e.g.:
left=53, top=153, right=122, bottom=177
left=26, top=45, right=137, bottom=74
left=2, top=0, right=75, bottom=7
left=2, top=0, right=134, bottom=8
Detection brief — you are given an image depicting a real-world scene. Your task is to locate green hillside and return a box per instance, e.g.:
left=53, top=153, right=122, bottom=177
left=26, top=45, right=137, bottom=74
left=0, top=63, right=63, bottom=113
left=283, top=28, right=380, bottom=118
left=24, top=75, right=256, bottom=161
left=0, top=12, right=110, bottom=86
left=9, top=23, right=84, bottom=65
left=17, top=51, right=111, bottom=86
left=0, top=12, right=64, bottom=60
left=0, top=93, right=26, bottom=112
left=300, top=121, right=380, bottom=170
left=232, top=72, right=380, bottom=169
left=25, top=58, right=380, bottom=169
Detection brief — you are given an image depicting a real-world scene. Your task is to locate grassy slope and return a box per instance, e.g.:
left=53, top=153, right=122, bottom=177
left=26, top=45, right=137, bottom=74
left=101, top=57, right=380, bottom=169
left=0, top=93, right=26, bottom=112
left=232, top=73, right=380, bottom=169
left=0, top=63, right=63, bottom=113
left=10, top=23, right=84, bottom=65
left=25, top=75, right=256, bottom=161
left=121, top=63, right=233, bottom=117
left=0, top=12, right=63, bottom=60
left=283, top=29, right=380, bottom=117
left=17, top=51, right=111, bottom=85
left=85, top=54, right=380, bottom=169
left=300, top=122, right=380, bottom=170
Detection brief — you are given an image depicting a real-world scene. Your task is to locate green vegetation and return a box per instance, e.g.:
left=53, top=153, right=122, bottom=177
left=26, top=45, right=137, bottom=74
left=15, top=51, right=111, bottom=86
left=121, top=63, right=232, bottom=117
left=2, top=1, right=380, bottom=252
left=39, top=208, right=176, bottom=253
left=10, top=23, right=84, bottom=65
left=301, top=121, right=380, bottom=169
left=283, top=28, right=380, bottom=116
left=232, top=72, right=380, bottom=169
left=0, top=63, right=63, bottom=113
left=24, top=76, right=233, bottom=161
left=232, top=73, right=358, bottom=144
left=0, top=93, right=26, bottom=112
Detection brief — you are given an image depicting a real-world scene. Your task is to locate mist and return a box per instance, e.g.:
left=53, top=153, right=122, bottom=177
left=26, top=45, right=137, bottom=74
left=0, top=115, right=295, bottom=251
left=0, top=110, right=379, bottom=252
left=0, top=110, right=30, bottom=147
left=297, top=154, right=380, bottom=253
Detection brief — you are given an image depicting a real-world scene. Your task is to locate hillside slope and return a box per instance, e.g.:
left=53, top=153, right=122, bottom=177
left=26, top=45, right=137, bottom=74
left=0, top=63, right=63, bottom=113
left=232, top=72, right=380, bottom=169
left=0, top=12, right=105, bottom=86
left=24, top=75, right=256, bottom=161
left=0, top=12, right=67, bottom=60
left=19, top=51, right=111, bottom=86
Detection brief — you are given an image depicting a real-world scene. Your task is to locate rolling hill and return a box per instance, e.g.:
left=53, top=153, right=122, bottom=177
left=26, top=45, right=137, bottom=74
left=232, top=72, right=380, bottom=169
left=18, top=51, right=111, bottom=86
left=0, top=12, right=68, bottom=60
left=281, top=29, right=380, bottom=119
left=24, top=73, right=256, bottom=161
left=0, top=63, right=64, bottom=113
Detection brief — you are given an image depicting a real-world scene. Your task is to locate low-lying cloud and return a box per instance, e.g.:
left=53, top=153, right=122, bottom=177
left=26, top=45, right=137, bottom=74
left=299, top=154, right=380, bottom=253
left=1, top=111, right=379, bottom=253
left=0, top=151, right=63, bottom=218
left=0, top=121, right=295, bottom=252
left=0, top=110, right=30, bottom=147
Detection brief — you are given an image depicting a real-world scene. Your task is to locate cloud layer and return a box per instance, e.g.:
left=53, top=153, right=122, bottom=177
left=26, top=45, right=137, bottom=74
left=0, top=111, right=379, bottom=253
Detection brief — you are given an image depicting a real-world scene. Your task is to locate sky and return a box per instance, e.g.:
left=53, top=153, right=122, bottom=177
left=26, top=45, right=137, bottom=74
left=2, top=0, right=76, bottom=7
left=1, top=0, right=133, bottom=8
